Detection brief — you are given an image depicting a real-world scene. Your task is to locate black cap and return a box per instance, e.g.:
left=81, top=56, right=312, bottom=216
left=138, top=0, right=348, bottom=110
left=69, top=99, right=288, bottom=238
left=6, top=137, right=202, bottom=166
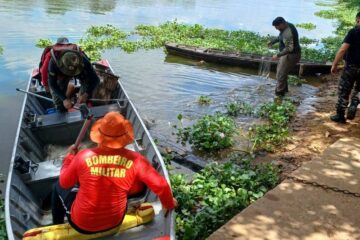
left=272, top=17, right=286, bottom=26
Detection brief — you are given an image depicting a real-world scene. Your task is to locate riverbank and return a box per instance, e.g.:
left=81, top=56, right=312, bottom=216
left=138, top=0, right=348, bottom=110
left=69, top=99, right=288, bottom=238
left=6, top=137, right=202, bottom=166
left=254, top=72, right=360, bottom=179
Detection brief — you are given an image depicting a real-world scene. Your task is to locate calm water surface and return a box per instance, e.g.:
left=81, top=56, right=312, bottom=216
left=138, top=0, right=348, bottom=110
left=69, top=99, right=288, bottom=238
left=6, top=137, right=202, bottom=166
left=0, top=0, right=333, bottom=189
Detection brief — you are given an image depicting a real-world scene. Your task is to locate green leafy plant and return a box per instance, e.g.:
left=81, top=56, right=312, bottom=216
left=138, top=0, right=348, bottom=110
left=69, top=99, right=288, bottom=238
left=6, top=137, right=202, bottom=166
left=174, top=113, right=236, bottom=151
left=299, top=37, right=318, bottom=45
left=171, top=161, right=279, bottom=240
left=36, top=38, right=53, bottom=48
left=250, top=101, right=296, bottom=152
left=197, top=96, right=212, bottom=105
left=288, top=75, right=307, bottom=86
left=295, top=23, right=317, bottom=30
left=226, top=101, right=253, bottom=116
left=256, top=101, right=296, bottom=125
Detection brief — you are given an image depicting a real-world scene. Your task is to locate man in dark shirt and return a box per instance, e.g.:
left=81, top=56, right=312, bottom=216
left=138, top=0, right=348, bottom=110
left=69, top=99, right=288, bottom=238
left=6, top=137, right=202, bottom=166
left=330, top=12, right=360, bottom=123
left=268, top=17, right=301, bottom=96
left=48, top=50, right=100, bottom=112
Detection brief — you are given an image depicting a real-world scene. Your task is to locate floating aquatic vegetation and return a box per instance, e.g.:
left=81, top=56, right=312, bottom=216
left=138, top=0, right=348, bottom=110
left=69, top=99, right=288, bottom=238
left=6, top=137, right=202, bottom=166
left=197, top=95, right=212, bottom=105
left=296, top=23, right=317, bottom=30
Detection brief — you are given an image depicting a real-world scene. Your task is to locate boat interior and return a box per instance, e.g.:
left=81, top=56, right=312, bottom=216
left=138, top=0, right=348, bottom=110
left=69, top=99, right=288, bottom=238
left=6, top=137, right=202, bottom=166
left=8, top=64, right=173, bottom=239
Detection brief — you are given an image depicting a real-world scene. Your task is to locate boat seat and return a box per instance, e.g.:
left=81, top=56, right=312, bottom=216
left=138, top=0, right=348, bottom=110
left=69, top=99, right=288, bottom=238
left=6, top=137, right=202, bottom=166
left=29, top=103, right=125, bottom=145
left=23, top=203, right=155, bottom=240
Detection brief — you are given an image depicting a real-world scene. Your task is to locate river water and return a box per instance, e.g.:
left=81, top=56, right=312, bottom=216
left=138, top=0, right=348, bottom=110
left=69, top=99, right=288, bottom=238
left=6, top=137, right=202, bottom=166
left=0, top=0, right=334, bottom=189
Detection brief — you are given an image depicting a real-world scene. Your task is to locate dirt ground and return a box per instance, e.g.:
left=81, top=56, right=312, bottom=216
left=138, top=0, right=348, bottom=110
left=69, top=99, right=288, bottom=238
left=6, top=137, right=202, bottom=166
left=256, top=74, right=360, bottom=179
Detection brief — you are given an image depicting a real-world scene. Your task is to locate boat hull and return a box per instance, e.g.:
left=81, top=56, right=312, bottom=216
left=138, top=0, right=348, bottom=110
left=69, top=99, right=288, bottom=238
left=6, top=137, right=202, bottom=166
left=165, top=43, right=331, bottom=76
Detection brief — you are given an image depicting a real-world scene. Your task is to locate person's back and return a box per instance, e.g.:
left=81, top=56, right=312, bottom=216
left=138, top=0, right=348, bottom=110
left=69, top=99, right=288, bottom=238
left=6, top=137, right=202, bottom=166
left=39, top=37, right=80, bottom=90
left=344, top=26, right=360, bottom=66
left=60, top=147, right=173, bottom=232
left=52, top=112, right=176, bottom=234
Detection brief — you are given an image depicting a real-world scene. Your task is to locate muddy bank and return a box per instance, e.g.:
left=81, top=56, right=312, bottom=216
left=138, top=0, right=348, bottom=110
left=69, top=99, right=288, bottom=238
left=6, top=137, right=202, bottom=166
left=255, top=73, right=360, bottom=179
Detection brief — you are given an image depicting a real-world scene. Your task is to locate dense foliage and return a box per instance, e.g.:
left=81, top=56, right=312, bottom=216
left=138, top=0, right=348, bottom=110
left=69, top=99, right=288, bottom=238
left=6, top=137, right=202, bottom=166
left=171, top=161, right=279, bottom=240
left=295, top=23, right=317, bottom=30
left=315, top=0, right=360, bottom=36
left=79, top=25, right=129, bottom=60
left=135, top=21, right=340, bottom=62
left=174, top=113, right=236, bottom=151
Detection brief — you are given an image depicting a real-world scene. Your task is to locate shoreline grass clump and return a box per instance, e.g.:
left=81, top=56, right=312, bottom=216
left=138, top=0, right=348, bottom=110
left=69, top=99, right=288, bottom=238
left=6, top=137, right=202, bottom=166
left=171, top=161, right=279, bottom=240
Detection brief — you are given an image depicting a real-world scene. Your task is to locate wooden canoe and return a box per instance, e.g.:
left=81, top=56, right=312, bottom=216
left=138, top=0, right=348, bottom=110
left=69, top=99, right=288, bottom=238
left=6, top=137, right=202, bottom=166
left=165, top=43, right=332, bottom=76
left=5, top=59, right=175, bottom=240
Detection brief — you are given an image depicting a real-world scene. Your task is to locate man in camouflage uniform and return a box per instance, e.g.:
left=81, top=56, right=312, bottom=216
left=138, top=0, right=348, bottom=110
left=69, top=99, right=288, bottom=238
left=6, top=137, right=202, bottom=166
left=268, top=17, right=301, bottom=96
left=331, top=12, right=360, bottom=123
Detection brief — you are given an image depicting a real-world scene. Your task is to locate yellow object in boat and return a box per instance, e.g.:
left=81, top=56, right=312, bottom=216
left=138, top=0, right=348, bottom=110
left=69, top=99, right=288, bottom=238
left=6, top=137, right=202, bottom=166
left=23, top=203, right=155, bottom=240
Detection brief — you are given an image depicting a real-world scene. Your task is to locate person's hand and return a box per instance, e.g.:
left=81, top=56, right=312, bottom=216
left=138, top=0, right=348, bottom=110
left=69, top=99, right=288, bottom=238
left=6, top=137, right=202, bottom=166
left=163, top=197, right=178, bottom=217
left=172, top=197, right=178, bottom=208
left=78, top=93, right=89, bottom=104
left=44, top=85, right=50, bottom=93
left=164, top=197, right=178, bottom=211
left=67, top=144, right=78, bottom=155
left=63, top=98, right=73, bottom=109
left=272, top=54, right=279, bottom=61
left=331, top=64, right=338, bottom=75
left=267, top=41, right=273, bottom=48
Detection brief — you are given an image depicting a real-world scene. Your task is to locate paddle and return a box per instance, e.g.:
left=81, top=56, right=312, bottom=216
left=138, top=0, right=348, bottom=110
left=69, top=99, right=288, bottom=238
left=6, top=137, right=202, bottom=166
left=16, top=88, right=82, bottom=110
left=74, top=104, right=94, bottom=150
left=16, top=88, right=53, bottom=102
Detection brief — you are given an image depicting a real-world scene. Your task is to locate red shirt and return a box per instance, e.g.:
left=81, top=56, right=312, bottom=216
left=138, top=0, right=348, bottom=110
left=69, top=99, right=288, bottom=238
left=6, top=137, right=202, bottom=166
left=59, top=147, right=175, bottom=232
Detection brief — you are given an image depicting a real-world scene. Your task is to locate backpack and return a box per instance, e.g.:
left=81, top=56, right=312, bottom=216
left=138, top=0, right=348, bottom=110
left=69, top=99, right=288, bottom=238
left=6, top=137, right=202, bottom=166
left=39, top=43, right=80, bottom=87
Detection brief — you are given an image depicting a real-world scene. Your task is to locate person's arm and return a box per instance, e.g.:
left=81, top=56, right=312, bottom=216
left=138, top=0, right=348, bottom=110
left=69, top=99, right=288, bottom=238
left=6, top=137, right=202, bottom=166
left=331, top=43, right=351, bottom=74
left=268, top=36, right=279, bottom=48
left=59, top=145, right=79, bottom=189
left=136, top=157, right=176, bottom=209
left=48, top=60, right=67, bottom=101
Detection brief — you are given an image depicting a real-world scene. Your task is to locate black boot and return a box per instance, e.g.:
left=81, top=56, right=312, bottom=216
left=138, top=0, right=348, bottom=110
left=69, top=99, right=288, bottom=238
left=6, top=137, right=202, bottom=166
left=347, top=99, right=359, bottom=120
left=330, top=111, right=346, bottom=123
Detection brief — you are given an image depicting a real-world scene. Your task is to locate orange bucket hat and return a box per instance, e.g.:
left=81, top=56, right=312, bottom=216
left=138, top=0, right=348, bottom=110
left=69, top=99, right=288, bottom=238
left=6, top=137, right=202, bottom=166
left=90, top=112, right=134, bottom=149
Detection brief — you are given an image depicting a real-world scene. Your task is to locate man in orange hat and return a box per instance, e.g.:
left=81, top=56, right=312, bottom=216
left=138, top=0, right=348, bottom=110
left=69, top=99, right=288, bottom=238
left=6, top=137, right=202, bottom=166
left=51, top=111, right=177, bottom=234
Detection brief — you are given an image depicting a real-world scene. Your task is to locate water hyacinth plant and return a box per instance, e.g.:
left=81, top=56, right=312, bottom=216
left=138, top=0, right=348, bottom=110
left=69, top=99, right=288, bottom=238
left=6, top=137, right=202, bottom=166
left=295, top=22, right=317, bottom=30
left=174, top=113, right=236, bottom=151
left=226, top=101, right=253, bottom=116
left=250, top=100, right=296, bottom=152
left=197, top=95, right=212, bottom=105
left=171, top=161, right=279, bottom=240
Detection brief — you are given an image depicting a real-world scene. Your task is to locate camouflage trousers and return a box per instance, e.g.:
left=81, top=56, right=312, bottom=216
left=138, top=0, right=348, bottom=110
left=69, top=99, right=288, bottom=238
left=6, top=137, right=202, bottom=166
left=335, top=65, right=360, bottom=113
